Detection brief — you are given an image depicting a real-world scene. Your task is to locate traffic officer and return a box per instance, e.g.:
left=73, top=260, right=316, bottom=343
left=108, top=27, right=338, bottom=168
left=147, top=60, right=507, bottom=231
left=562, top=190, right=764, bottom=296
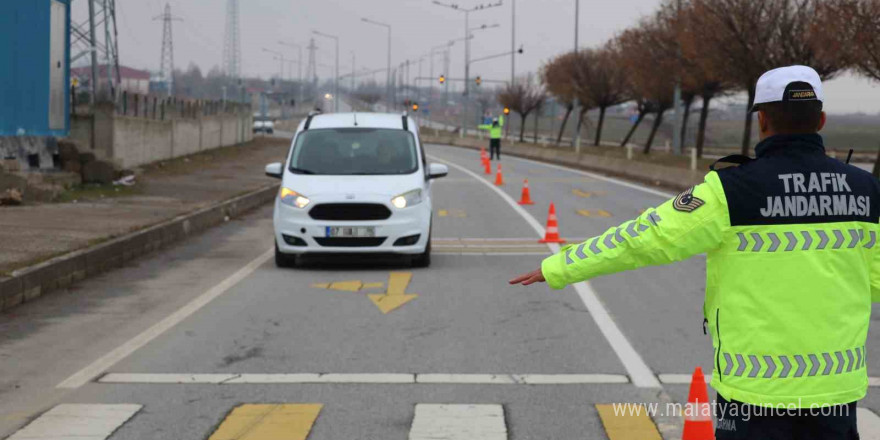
left=510, top=65, right=879, bottom=440
left=478, top=114, right=504, bottom=160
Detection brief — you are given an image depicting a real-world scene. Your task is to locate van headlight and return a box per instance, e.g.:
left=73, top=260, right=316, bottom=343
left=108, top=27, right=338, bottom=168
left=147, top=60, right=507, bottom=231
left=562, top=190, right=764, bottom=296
left=280, top=188, right=310, bottom=209
left=391, top=189, right=422, bottom=209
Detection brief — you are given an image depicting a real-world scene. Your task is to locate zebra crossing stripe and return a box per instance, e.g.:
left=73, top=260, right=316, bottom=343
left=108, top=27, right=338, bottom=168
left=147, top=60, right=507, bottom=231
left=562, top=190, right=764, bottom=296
left=595, top=404, right=663, bottom=440
left=208, top=404, right=322, bottom=440
left=409, top=404, right=506, bottom=440
left=6, top=404, right=142, bottom=440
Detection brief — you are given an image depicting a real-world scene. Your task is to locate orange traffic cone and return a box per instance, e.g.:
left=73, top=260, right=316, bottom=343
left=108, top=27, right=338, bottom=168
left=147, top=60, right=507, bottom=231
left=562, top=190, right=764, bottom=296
left=518, top=179, right=534, bottom=205
left=494, top=164, right=504, bottom=186
left=480, top=147, right=487, bottom=160
left=539, top=203, right=566, bottom=243
left=682, top=367, right=715, bottom=440
left=483, top=158, right=492, bottom=175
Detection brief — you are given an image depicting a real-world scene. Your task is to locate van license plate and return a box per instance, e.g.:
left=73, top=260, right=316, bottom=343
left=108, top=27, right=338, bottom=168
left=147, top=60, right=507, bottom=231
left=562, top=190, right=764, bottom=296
left=326, top=226, right=376, bottom=238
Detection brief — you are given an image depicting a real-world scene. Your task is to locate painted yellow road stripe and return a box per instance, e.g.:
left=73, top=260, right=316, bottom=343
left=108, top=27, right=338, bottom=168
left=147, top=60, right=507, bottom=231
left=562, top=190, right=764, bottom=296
left=577, top=209, right=592, bottom=217
left=209, top=404, right=322, bottom=440
left=438, top=209, right=449, bottom=217
left=328, top=281, right=362, bottom=292
left=598, top=209, right=612, bottom=217
left=596, top=404, right=663, bottom=440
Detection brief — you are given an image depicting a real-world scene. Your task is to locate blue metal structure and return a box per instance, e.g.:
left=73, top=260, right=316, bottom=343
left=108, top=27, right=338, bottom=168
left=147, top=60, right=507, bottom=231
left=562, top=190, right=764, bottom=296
left=0, top=0, right=71, bottom=137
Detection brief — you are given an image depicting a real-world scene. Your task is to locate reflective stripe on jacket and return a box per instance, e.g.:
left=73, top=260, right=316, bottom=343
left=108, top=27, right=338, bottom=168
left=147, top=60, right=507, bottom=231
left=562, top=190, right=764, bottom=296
left=541, top=134, right=880, bottom=408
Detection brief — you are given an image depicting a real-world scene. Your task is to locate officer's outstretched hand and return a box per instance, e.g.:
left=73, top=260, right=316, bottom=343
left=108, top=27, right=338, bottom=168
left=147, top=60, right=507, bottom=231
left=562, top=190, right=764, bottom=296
left=509, top=268, right=545, bottom=286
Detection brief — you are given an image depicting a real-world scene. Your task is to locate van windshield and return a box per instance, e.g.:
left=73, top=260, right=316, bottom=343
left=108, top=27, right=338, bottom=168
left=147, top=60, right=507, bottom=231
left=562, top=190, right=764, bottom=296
left=289, top=128, right=419, bottom=175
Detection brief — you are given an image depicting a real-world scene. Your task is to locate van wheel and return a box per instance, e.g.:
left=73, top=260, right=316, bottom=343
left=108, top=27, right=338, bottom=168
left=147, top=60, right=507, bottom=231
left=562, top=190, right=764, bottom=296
left=411, top=240, right=431, bottom=268
left=275, top=242, right=298, bottom=268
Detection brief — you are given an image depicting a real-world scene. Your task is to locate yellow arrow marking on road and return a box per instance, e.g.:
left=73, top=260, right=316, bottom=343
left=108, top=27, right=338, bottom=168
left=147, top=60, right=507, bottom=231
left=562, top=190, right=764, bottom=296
left=328, top=281, right=363, bottom=292
left=209, top=404, right=322, bottom=440
left=368, top=272, right=418, bottom=314
left=362, top=282, right=385, bottom=290
left=310, top=282, right=330, bottom=289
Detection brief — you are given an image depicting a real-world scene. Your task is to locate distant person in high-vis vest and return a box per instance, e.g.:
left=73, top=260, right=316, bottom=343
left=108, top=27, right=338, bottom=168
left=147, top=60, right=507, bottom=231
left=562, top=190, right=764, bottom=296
left=510, top=65, right=879, bottom=440
left=478, top=115, right=504, bottom=160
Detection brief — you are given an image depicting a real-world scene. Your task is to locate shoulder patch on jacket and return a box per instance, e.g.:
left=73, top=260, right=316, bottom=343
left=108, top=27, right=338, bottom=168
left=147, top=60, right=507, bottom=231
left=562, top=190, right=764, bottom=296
left=673, top=187, right=705, bottom=213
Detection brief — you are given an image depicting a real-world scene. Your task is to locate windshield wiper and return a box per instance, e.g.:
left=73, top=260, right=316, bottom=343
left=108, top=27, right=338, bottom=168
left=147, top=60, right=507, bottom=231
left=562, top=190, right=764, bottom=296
left=289, top=167, right=316, bottom=175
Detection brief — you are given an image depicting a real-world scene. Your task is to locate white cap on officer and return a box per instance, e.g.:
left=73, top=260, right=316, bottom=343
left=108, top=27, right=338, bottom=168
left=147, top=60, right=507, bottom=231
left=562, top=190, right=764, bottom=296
left=752, top=65, right=824, bottom=112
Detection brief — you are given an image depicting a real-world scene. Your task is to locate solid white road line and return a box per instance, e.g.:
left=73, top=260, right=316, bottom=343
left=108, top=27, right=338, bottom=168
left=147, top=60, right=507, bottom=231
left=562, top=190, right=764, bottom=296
left=57, top=249, right=274, bottom=389
left=859, top=408, right=880, bottom=440
left=430, top=155, right=662, bottom=388
left=97, top=373, right=630, bottom=385
left=409, top=404, right=507, bottom=440
left=429, top=144, right=675, bottom=199
left=7, top=404, right=141, bottom=440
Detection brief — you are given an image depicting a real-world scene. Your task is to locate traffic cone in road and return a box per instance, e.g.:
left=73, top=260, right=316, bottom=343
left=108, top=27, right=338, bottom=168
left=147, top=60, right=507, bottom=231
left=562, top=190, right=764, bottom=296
left=495, top=164, right=505, bottom=186
left=483, top=158, right=492, bottom=175
left=539, top=203, right=566, bottom=243
left=480, top=147, right=487, bottom=160
left=682, top=367, right=715, bottom=440
left=518, top=179, right=535, bottom=205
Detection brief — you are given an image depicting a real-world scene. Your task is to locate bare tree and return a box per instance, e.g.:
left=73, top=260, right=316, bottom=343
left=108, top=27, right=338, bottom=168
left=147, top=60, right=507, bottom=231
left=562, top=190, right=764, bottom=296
left=617, top=22, right=676, bottom=154
left=541, top=52, right=578, bottom=145
left=498, top=80, right=546, bottom=142
left=691, top=0, right=846, bottom=155
left=572, top=45, right=630, bottom=147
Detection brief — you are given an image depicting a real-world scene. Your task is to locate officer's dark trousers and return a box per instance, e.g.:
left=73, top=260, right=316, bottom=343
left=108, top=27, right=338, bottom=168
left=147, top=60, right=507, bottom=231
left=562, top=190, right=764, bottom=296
left=490, top=138, right=501, bottom=160
left=715, top=394, right=859, bottom=440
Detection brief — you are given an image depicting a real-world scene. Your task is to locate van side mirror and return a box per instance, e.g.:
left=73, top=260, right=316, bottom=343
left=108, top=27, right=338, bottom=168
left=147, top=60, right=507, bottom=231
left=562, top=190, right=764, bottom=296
left=427, top=163, right=448, bottom=180
left=265, top=162, right=283, bottom=179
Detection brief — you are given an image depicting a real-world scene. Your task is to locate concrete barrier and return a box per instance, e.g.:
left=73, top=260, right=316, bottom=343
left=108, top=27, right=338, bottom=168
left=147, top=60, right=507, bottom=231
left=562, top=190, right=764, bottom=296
left=0, top=183, right=278, bottom=312
left=422, top=134, right=706, bottom=192
left=69, top=106, right=254, bottom=169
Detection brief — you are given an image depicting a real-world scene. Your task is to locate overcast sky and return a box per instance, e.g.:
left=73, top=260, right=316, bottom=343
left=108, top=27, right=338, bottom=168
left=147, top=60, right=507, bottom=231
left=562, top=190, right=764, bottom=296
left=74, top=0, right=880, bottom=114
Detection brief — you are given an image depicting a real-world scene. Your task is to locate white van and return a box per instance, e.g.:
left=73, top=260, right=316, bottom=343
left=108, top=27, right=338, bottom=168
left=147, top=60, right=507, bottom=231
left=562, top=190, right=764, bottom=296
left=265, top=112, right=447, bottom=268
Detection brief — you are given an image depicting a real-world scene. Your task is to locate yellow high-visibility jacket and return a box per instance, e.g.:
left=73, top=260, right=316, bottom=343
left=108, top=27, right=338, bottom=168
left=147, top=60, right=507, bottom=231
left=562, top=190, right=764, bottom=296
left=541, top=134, right=880, bottom=408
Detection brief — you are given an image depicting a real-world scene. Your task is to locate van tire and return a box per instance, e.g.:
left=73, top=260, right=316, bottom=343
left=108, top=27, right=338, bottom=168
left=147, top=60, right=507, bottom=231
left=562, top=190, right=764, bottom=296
left=275, top=242, right=298, bottom=268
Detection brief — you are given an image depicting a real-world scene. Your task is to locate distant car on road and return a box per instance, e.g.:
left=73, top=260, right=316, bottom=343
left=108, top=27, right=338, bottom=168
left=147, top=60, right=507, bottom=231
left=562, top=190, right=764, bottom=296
left=253, top=119, right=275, bottom=135
left=265, top=112, right=447, bottom=268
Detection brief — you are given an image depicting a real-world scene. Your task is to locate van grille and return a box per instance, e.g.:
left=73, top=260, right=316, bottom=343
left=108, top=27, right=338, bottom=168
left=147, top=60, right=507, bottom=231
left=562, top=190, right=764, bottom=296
left=313, top=237, right=387, bottom=247
left=308, top=203, right=392, bottom=221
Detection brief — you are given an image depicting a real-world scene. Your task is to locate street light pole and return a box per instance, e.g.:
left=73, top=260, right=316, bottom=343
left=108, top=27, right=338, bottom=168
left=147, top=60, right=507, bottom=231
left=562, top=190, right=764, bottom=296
left=278, top=41, right=303, bottom=107
left=362, top=18, right=392, bottom=109
left=433, top=1, right=503, bottom=137
left=312, top=30, right=339, bottom=112
left=262, top=48, right=285, bottom=82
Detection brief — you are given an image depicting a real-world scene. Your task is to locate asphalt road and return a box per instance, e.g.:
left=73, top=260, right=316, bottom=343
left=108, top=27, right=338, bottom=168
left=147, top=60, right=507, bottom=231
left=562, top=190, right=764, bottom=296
left=3, top=142, right=880, bottom=439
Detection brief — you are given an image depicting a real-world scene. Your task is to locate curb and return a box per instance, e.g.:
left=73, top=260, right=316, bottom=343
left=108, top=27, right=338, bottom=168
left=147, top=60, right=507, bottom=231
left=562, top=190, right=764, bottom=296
left=0, top=184, right=278, bottom=312
left=422, top=135, right=704, bottom=192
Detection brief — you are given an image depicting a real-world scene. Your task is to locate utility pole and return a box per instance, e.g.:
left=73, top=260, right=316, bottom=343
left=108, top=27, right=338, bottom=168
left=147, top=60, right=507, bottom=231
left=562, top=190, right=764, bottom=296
left=306, top=38, right=318, bottom=102
left=279, top=41, right=304, bottom=107
left=511, top=0, right=515, bottom=85
left=351, top=51, right=356, bottom=93
left=154, top=4, right=181, bottom=97
left=573, top=0, right=582, bottom=154
left=72, top=0, right=120, bottom=102
left=88, top=0, right=98, bottom=104
left=671, top=0, right=684, bottom=155
left=223, top=0, right=241, bottom=81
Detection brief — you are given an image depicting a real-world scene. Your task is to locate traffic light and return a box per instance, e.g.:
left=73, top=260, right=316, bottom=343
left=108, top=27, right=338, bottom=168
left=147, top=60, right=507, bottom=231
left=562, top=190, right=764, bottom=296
left=503, top=107, right=510, bottom=115
left=475, top=76, right=482, bottom=86
left=439, top=75, right=446, bottom=84
left=412, top=102, right=419, bottom=112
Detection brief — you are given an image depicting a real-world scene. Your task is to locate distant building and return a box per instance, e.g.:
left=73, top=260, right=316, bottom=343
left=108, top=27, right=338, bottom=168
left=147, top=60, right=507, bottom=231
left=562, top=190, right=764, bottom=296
left=71, top=65, right=151, bottom=96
